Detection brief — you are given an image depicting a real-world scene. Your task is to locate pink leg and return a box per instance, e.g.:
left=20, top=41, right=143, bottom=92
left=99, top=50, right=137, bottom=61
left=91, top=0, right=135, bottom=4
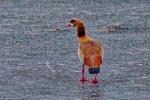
left=89, top=74, right=98, bottom=83
left=79, top=65, right=88, bottom=82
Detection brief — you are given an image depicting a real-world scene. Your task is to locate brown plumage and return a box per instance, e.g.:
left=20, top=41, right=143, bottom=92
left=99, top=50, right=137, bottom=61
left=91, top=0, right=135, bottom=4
left=80, top=41, right=103, bottom=68
left=66, top=18, right=104, bottom=83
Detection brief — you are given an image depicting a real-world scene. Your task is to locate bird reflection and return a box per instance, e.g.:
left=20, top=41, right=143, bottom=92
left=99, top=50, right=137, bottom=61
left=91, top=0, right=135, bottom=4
left=78, top=82, right=104, bottom=100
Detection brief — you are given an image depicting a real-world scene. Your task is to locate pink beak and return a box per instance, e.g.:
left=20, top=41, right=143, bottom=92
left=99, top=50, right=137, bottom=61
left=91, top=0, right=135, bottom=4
left=65, top=23, right=73, bottom=27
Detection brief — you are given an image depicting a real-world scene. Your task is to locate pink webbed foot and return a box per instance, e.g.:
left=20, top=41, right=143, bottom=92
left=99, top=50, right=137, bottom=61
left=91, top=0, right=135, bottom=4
left=79, top=77, right=89, bottom=82
left=88, top=74, right=98, bottom=84
left=88, top=79, right=98, bottom=84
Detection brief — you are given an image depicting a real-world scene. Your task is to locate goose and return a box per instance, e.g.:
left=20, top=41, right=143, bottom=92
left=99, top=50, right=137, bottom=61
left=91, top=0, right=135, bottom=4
left=66, top=18, right=104, bottom=83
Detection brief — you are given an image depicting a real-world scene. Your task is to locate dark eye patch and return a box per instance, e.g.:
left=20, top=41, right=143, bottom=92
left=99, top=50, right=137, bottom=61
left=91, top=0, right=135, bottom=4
left=70, top=19, right=76, bottom=23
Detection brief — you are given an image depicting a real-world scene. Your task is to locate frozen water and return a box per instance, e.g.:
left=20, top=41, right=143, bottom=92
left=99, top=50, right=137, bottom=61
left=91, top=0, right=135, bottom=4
left=0, top=0, right=150, bottom=100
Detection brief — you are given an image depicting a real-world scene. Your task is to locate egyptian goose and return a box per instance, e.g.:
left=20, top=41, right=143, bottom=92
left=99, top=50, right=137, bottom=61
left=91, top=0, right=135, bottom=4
left=66, top=18, right=104, bottom=83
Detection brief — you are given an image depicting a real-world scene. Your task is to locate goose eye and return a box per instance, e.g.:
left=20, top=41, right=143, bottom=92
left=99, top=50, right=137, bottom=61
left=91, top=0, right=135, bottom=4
left=70, top=19, right=76, bottom=23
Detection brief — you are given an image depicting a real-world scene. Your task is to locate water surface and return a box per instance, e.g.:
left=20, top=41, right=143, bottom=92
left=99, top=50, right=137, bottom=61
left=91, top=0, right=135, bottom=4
left=0, top=0, right=150, bottom=100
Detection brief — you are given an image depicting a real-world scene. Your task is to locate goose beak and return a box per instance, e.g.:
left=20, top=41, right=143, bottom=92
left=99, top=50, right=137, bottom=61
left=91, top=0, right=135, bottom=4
left=65, top=23, right=73, bottom=27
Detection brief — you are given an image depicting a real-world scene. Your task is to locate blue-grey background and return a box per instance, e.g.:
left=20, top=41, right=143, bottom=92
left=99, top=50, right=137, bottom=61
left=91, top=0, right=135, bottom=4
left=0, top=0, right=150, bottom=100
